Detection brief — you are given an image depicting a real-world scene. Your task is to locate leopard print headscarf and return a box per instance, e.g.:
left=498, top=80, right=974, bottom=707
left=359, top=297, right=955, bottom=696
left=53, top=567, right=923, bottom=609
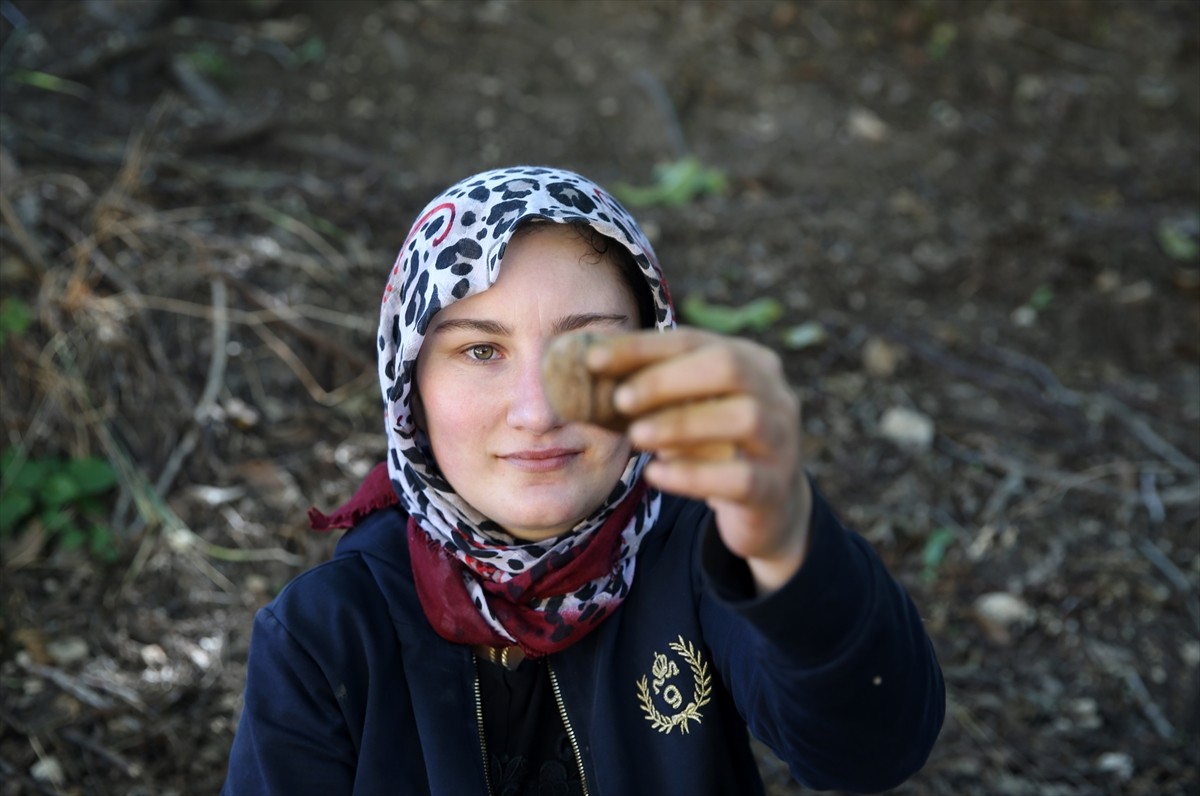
left=379, top=166, right=676, bottom=651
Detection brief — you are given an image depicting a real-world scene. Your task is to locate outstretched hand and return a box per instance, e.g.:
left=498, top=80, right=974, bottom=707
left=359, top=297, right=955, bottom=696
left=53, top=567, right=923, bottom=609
left=585, top=328, right=812, bottom=594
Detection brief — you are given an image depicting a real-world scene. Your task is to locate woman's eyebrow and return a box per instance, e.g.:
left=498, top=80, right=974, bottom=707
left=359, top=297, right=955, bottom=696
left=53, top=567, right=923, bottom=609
left=553, top=313, right=630, bottom=334
left=429, top=318, right=512, bottom=336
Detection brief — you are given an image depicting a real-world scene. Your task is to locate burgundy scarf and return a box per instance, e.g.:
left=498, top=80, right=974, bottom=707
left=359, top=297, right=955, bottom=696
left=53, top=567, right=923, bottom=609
left=310, top=463, right=647, bottom=657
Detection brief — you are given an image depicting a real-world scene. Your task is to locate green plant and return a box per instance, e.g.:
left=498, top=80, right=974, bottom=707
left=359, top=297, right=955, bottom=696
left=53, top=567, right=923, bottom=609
left=0, top=297, right=31, bottom=347
left=186, top=43, right=236, bottom=86
left=613, top=157, right=728, bottom=208
left=1156, top=215, right=1199, bottom=261
left=294, top=37, right=326, bottom=65
left=680, top=295, right=783, bottom=334
left=920, top=527, right=957, bottom=585
left=926, top=22, right=958, bottom=60
left=0, top=449, right=120, bottom=562
left=3, top=68, right=90, bottom=99
left=1028, top=284, right=1055, bottom=312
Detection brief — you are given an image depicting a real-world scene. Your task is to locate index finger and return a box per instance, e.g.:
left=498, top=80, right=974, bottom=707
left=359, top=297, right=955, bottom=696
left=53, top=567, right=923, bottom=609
left=585, top=327, right=713, bottom=376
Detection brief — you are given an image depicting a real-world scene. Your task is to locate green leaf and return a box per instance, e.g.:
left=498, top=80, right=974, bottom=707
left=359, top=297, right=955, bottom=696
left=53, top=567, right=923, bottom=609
left=1157, top=216, right=1200, bottom=261
left=295, top=37, right=326, bottom=65
left=39, top=471, right=80, bottom=507
left=41, top=507, right=74, bottom=533
left=59, top=526, right=86, bottom=549
left=681, top=295, right=783, bottom=334
left=612, top=157, right=728, bottom=208
left=16, top=461, right=52, bottom=492
left=0, top=490, right=35, bottom=533
left=920, top=527, right=957, bottom=584
left=5, top=455, right=52, bottom=492
left=76, top=496, right=107, bottom=519
left=88, top=525, right=120, bottom=562
left=926, top=22, right=958, bottom=60
left=65, top=457, right=118, bottom=496
left=187, top=43, right=236, bottom=85
left=0, top=298, right=31, bottom=341
left=1028, top=284, right=1055, bottom=311
left=6, top=69, right=91, bottom=99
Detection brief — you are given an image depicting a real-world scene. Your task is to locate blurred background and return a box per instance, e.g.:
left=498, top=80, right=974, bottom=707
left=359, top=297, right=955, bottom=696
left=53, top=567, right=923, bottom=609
left=1, top=1, right=1197, bottom=794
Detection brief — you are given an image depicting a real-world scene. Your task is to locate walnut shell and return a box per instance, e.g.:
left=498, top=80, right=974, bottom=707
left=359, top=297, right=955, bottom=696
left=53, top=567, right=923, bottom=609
left=541, top=332, right=627, bottom=432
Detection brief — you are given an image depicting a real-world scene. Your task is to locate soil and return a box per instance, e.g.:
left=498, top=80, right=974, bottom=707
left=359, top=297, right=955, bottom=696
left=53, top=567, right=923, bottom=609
left=2, top=1, right=1198, bottom=795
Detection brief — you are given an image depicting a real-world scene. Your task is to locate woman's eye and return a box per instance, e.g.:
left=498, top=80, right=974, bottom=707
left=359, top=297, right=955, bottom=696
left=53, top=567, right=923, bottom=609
left=469, top=344, right=496, bottom=361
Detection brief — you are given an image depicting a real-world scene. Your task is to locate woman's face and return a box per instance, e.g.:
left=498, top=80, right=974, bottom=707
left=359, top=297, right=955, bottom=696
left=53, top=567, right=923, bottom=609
left=415, top=224, right=640, bottom=541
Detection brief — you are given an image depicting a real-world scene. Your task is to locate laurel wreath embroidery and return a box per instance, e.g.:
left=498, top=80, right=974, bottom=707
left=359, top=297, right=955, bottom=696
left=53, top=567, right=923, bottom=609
left=636, top=635, right=713, bottom=734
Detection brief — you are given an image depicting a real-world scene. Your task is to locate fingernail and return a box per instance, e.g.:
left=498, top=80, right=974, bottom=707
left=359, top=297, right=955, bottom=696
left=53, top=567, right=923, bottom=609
left=614, top=384, right=635, bottom=411
left=629, top=420, right=653, bottom=444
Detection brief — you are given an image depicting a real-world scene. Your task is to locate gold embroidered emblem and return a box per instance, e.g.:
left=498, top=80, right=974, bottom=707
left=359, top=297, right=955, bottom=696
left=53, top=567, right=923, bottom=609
left=636, top=635, right=712, bottom=734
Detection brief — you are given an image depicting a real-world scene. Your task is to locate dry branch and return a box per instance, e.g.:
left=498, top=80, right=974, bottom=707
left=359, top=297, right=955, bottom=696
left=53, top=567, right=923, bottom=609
left=17, top=658, right=114, bottom=711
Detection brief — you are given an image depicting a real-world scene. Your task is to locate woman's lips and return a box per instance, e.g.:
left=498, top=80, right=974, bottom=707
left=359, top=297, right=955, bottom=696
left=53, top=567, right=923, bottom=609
left=501, top=448, right=580, bottom=472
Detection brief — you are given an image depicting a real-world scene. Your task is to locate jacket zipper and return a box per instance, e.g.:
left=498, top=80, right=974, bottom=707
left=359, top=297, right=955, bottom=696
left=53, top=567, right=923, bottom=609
left=473, top=659, right=496, bottom=796
left=547, top=661, right=591, bottom=796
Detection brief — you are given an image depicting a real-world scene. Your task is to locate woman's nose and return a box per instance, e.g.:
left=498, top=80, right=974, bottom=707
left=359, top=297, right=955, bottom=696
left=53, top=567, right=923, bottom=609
left=506, top=353, right=561, bottom=432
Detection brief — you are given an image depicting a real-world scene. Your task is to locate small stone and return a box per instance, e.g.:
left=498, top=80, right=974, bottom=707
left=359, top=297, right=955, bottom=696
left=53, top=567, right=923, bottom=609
left=46, top=637, right=89, bottom=666
left=30, top=757, right=64, bottom=785
left=973, top=592, right=1035, bottom=644
left=1011, top=305, right=1037, bottom=327
left=847, top=107, right=888, bottom=142
left=782, top=321, right=827, bottom=350
left=140, top=644, right=168, bottom=667
left=862, top=337, right=904, bottom=378
left=878, top=407, right=935, bottom=451
left=1096, top=751, right=1134, bottom=780
left=1066, top=697, right=1102, bottom=729
left=244, top=574, right=270, bottom=595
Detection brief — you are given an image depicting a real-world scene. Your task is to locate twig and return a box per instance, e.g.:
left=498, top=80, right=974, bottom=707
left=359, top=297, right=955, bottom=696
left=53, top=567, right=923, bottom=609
left=0, top=183, right=49, bottom=273
left=938, top=436, right=1194, bottom=507
left=981, top=469, right=1025, bottom=524
left=633, top=69, right=690, bottom=160
left=43, top=333, right=297, bottom=585
left=1088, top=640, right=1176, bottom=740
left=1097, top=395, right=1198, bottom=475
left=877, top=325, right=1085, bottom=430
left=60, top=729, right=142, bottom=778
left=41, top=209, right=193, bottom=409
left=18, top=658, right=114, bottom=711
left=151, top=277, right=229, bottom=501
left=249, top=320, right=375, bottom=406
left=223, top=273, right=374, bottom=370
left=243, top=200, right=349, bottom=272
left=77, top=669, right=145, bottom=713
left=801, top=7, right=841, bottom=48
left=1009, top=15, right=1125, bottom=73
left=976, top=343, right=1081, bottom=407
left=1140, top=470, right=1167, bottom=525
left=1136, top=538, right=1193, bottom=596
left=882, top=324, right=1198, bottom=473
left=117, top=292, right=374, bottom=334
left=946, top=692, right=1079, bottom=789
left=169, top=53, right=227, bottom=111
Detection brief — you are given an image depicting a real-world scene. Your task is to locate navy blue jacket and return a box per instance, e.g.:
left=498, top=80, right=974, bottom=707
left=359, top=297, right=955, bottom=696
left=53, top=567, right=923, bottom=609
left=223, top=489, right=944, bottom=795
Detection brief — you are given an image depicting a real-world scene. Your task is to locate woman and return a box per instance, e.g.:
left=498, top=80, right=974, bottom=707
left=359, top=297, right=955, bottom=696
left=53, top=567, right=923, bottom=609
left=223, top=166, right=944, bottom=795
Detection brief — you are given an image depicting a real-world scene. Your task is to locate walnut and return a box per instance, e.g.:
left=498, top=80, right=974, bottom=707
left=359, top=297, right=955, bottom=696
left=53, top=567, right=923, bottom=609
left=540, top=332, right=628, bottom=431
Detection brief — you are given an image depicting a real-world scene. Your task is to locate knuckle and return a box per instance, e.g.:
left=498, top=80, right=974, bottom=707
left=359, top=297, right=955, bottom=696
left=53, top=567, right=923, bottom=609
left=729, top=466, right=758, bottom=501
left=731, top=397, right=764, bottom=439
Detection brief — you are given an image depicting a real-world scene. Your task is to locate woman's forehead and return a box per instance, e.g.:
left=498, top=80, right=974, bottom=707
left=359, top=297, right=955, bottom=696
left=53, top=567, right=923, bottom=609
left=437, top=228, right=636, bottom=323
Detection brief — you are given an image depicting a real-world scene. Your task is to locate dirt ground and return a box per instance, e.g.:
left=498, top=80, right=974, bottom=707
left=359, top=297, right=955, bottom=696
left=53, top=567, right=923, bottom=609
left=1, top=1, right=1198, bottom=794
